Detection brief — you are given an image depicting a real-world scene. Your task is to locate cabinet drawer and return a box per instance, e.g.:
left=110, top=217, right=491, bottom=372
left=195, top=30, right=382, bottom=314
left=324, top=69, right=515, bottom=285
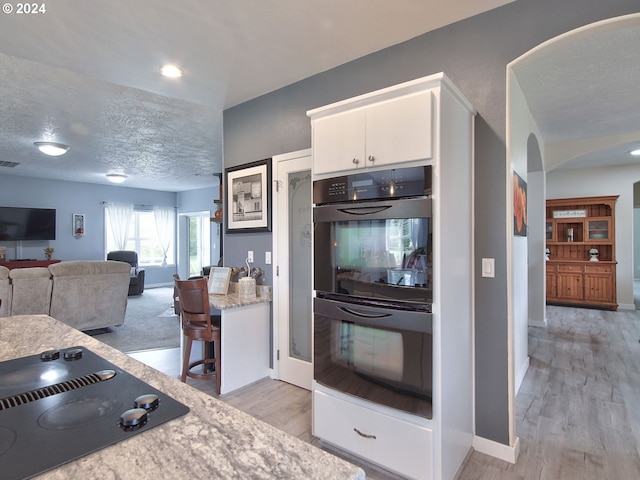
left=557, top=264, right=583, bottom=273
left=584, top=264, right=613, bottom=274
left=546, top=264, right=557, bottom=273
left=313, top=389, right=433, bottom=480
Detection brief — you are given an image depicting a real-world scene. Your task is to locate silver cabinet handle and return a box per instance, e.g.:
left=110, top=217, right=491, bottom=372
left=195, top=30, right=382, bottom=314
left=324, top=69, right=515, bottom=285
left=353, top=427, right=377, bottom=439
left=352, top=158, right=359, bottom=164
left=368, top=155, right=375, bottom=162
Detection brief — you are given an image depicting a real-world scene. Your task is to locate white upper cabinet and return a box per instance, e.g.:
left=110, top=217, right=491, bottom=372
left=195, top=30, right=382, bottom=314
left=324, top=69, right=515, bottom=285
left=366, top=91, right=433, bottom=169
left=311, top=91, right=433, bottom=176
left=312, top=108, right=366, bottom=174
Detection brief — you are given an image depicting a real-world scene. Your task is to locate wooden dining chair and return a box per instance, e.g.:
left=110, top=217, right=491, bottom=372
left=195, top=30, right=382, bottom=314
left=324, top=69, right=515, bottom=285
left=174, top=275, right=221, bottom=395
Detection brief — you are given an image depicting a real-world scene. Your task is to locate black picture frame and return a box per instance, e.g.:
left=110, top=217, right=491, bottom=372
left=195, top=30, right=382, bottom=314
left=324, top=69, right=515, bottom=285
left=225, top=158, right=272, bottom=233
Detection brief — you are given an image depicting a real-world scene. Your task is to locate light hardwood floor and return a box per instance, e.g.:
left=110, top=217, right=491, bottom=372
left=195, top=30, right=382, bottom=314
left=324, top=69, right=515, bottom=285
left=130, top=304, right=640, bottom=479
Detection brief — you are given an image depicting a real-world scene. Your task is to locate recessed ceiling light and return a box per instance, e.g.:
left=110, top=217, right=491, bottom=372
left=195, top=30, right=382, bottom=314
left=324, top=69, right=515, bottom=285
left=34, top=141, right=70, bottom=156
left=630, top=148, right=640, bottom=156
left=106, top=174, right=127, bottom=184
left=160, top=64, right=183, bottom=78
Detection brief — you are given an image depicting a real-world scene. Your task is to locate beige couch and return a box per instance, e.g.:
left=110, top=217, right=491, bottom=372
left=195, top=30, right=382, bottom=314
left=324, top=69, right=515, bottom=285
left=0, top=261, right=130, bottom=331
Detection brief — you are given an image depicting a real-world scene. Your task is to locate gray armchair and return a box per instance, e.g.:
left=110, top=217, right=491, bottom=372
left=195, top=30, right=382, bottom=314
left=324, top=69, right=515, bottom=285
left=106, top=250, right=145, bottom=295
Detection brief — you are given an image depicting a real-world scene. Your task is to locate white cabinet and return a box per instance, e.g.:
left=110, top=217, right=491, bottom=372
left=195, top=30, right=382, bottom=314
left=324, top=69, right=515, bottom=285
left=312, top=108, right=365, bottom=174
left=309, top=72, right=476, bottom=480
left=311, top=91, right=433, bottom=176
left=314, top=387, right=433, bottom=480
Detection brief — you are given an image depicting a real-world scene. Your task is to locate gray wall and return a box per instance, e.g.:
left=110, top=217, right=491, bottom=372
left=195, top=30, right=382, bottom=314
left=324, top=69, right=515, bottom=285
left=223, top=0, right=640, bottom=445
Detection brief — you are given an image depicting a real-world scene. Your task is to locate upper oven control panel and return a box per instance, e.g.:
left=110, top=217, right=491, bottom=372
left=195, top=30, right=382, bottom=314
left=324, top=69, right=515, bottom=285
left=313, top=165, right=431, bottom=205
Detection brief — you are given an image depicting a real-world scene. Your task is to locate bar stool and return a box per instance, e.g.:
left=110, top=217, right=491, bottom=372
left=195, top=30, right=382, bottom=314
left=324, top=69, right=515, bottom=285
left=174, top=275, right=221, bottom=394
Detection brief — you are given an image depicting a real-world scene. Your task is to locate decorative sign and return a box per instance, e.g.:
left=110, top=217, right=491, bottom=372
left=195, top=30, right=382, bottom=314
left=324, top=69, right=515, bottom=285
left=553, top=209, right=586, bottom=219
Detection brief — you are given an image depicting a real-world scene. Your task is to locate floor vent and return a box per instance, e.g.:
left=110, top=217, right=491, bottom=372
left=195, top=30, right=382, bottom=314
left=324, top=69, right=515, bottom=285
left=0, top=161, right=19, bottom=168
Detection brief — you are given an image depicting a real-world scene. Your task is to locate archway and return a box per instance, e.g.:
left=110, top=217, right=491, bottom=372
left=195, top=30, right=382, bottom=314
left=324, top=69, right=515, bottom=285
left=506, top=12, right=640, bottom=457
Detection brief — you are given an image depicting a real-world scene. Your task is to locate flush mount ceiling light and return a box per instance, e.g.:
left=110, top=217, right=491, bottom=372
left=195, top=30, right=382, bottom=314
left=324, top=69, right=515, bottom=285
left=34, top=141, right=70, bottom=156
left=630, top=148, right=640, bottom=157
left=160, top=64, right=183, bottom=78
left=106, top=174, right=127, bottom=184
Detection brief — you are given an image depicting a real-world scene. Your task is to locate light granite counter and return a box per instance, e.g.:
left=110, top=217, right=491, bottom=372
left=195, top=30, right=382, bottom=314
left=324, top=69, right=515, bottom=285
left=208, top=283, right=272, bottom=310
left=0, top=315, right=365, bottom=480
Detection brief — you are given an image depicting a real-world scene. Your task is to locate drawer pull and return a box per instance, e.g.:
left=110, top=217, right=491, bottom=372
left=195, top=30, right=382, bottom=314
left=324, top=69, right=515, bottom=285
left=353, top=427, right=377, bottom=440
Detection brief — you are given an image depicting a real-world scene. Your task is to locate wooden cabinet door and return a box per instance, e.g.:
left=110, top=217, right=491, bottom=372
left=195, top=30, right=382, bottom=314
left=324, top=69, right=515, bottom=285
left=546, top=271, right=557, bottom=299
left=584, top=273, right=614, bottom=303
left=587, top=218, right=611, bottom=242
left=365, top=91, right=433, bottom=169
left=556, top=273, right=583, bottom=300
left=312, top=109, right=365, bottom=175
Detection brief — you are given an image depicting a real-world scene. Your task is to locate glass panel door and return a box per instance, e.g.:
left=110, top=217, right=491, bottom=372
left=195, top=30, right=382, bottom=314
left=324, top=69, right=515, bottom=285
left=288, top=169, right=312, bottom=362
left=275, top=151, right=312, bottom=390
left=187, top=213, right=211, bottom=277
left=588, top=219, right=609, bottom=241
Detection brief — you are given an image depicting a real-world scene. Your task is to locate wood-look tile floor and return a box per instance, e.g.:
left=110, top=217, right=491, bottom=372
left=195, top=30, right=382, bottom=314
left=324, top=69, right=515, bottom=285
left=129, top=305, right=640, bottom=480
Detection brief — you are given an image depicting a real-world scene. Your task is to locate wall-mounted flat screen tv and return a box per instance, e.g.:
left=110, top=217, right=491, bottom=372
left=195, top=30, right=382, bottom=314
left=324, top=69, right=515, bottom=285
left=0, top=207, right=56, bottom=241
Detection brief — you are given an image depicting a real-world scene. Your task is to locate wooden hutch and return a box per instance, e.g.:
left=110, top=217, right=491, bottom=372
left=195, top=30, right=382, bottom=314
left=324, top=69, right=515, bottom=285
left=545, top=195, right=618, bottom=310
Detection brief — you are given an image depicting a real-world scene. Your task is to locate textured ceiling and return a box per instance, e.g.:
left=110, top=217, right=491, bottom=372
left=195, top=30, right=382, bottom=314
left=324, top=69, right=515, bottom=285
left=0, top=2, right=636, bottom=190
left=512, top=13, right=640, bottom=171
left=0, top=0, right=513, bottom=192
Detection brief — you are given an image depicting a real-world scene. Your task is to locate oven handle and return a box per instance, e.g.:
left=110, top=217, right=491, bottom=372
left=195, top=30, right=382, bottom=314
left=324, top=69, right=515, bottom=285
left=336, top=205, right=391, bottom=216
left=338, top=306, right=392, bottom=318
left=313, top=197, right=431, bottom=223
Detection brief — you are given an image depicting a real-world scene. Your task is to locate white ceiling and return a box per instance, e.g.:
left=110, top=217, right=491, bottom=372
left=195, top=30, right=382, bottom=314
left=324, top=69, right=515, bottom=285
left=0, top=1, right=637, bottom=191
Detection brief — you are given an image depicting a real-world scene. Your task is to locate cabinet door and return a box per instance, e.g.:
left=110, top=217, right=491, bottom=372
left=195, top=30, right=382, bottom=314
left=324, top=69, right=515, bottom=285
left=365, top=91, right=433, bottom=168
left=546, top=271, right=557, bottom=299
left=556, top=273, right=583, bottom=300
left=584, top=274, right=614, bottom=303
left=312, top=109, right=365, bottom=175
left=587, top=218, right=611, bottom=241
left=546, top=221, right=553, bottom=241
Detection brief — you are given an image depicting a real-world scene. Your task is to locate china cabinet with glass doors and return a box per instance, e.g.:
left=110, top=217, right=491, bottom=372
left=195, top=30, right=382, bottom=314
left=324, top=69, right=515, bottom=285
left=545, top=195, right=618, bottom=310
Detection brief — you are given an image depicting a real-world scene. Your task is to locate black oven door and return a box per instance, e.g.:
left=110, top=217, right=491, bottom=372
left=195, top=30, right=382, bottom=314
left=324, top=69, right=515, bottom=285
left=314, top=196, right=432, bottom=305
left=313, top=296, right=433, bottom=418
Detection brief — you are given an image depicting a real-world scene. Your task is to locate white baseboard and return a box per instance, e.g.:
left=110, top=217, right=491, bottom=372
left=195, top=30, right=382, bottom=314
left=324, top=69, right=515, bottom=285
left=472, top=435, right=520, bottom=464
left=515, top=356, right=530, bottom=394
left=617, top=303, right=636, bottom=311
left=528, top=319, right=546, bottom=328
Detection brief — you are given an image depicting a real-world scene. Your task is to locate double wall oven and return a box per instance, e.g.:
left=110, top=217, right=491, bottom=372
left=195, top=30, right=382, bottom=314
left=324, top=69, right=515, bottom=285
left=313, top=166, right=433, bottom=418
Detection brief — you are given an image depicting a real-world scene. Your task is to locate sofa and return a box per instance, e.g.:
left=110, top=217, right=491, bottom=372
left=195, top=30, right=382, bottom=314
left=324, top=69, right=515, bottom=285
left=106, top=250, right=145, bottom=296
left=0, top=260, right=131, bottom=331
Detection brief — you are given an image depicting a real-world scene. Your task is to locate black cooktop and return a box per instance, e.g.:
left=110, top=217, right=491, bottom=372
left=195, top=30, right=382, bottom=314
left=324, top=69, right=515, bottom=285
left=0, top=346, right=190, bottom=480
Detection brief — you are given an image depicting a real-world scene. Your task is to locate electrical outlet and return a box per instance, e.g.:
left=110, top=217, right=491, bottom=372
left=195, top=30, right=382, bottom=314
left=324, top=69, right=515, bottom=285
left=247, top=251, right=254, bottom=263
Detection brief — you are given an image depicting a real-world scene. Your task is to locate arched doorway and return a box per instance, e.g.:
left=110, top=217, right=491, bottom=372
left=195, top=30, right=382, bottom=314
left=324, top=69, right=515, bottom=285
left=506, top=12, right=640, bottom=456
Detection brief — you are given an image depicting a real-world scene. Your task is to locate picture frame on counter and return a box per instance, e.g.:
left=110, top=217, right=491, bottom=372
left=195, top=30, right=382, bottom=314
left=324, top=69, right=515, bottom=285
left=225, top=158, right=272, bottom=233
left=208, top=267, right=231, bottom=295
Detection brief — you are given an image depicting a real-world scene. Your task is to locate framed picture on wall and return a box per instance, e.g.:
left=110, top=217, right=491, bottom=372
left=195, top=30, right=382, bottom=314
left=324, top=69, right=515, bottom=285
left=513, top=171, right=527, bottom=237
left=73, top=213, right=85, bottom=237
left=225, top=158, right=272, bottom=233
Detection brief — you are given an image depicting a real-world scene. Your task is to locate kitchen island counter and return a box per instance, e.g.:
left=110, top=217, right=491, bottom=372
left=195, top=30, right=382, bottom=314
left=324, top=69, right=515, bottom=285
left=0, top=315, right=365, bottom=480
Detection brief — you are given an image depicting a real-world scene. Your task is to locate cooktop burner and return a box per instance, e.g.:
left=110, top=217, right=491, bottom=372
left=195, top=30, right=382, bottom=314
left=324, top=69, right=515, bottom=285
left=0, top=346, right=189, bottom=480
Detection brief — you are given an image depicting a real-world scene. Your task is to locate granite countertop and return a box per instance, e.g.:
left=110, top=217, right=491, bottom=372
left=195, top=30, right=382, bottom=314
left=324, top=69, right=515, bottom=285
left=0, top=315, right=365, bottom=480
left=209, top=283, right=272, bottom=310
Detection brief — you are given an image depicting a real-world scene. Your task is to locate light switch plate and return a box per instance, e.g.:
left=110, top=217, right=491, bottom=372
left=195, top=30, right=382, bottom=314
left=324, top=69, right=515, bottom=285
left=265, top=251, right=271, bottom=264
left=482, top=258, right=495, bottom=278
